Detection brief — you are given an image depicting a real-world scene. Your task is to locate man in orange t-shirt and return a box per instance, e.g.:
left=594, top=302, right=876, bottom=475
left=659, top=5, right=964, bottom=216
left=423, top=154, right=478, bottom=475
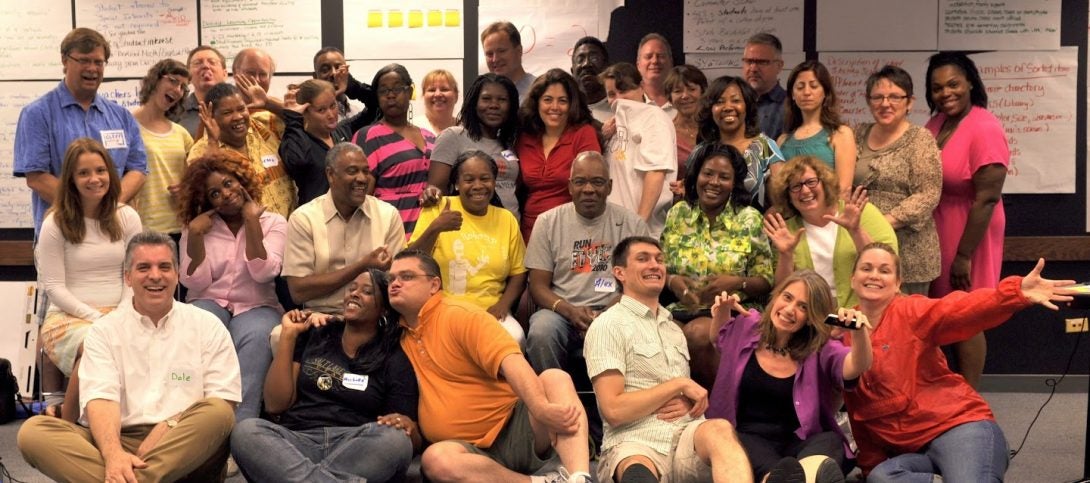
left=388, top=249, right=592, bottom=483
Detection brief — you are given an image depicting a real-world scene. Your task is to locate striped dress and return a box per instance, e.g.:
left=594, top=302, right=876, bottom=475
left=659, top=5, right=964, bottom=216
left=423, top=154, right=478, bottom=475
left=353, top=123, right=435, bottom=239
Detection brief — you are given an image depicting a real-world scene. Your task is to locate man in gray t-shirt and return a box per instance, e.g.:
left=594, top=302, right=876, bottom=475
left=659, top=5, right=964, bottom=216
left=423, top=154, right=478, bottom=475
left=525, top=152, right=650, bottom=374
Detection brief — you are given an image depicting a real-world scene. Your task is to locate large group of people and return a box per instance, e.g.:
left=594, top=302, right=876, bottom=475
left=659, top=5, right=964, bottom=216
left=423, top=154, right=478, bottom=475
left=10, top=23, right=1065, bottom=483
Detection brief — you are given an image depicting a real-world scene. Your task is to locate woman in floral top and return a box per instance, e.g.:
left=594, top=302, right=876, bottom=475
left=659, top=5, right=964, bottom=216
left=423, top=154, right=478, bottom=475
left=662, top=142, right=774, bottom=389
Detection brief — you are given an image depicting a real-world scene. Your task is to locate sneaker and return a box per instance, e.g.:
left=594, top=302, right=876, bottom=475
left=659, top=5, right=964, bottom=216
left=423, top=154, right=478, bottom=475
left=766, top=457, right=806, bottom=483
left=799, top=455, right=845, bottom=483
left=533, top=467, right=596, bottom=483
left=226, top=456, right=239, bottom=477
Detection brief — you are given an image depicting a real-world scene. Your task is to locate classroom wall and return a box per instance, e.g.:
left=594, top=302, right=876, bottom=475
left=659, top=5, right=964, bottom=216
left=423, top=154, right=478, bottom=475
left=1, top=0, right=1087, bottom=375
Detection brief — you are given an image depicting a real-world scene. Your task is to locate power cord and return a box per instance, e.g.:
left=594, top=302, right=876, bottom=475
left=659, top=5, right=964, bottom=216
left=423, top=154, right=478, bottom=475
left=1009, top=317, right=1083, bottom=460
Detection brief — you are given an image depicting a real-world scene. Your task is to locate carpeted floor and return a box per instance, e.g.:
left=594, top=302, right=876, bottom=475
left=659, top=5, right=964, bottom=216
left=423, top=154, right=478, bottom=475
left=1, top=392, right=1086, bottom=482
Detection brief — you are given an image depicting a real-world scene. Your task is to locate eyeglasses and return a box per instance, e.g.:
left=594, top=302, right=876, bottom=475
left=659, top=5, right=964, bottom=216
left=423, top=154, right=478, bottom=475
left=385, top=272, right=437, bottom=283
left=742, top=58, right=779, bottom=67
left=867, top=94, right=909, bottom=105
left=161, top=75, right=187, bottom=88
left=377, top=85, right=412, bottom=97
left=67, top=54, right=107, bottom=68
left=788, top=177, right=821, bottom=193
left=570, top=177, right=608, bottom=188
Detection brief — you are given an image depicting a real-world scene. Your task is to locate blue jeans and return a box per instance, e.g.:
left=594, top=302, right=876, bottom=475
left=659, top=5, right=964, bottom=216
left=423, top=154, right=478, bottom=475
left=192, top=300, right=280, bottom=420
left=868, top=420, right=1009, bottom=483
left=525, top=309, right=583, bottom=374
left=230, top=418, right=413, bottom=483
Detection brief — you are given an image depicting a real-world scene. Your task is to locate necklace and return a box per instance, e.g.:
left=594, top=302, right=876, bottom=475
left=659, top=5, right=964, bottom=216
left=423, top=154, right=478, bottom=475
left=764, top=343, right=790, bottom=357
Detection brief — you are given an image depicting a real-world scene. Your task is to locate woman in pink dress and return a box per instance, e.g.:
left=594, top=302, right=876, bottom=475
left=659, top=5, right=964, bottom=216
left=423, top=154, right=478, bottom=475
left=924, top=52, right=1009, bottom=388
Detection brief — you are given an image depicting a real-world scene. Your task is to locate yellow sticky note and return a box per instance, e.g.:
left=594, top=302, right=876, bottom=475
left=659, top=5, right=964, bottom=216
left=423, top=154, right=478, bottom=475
left=408, top=10, right=423, bottom=28
left=427, top=10, right=442, bottom=27
left=444, top=9, right=461, bottom=27
left=388, top=10, right=404, bottom=28
left=367, top=10, right=382, bottom=28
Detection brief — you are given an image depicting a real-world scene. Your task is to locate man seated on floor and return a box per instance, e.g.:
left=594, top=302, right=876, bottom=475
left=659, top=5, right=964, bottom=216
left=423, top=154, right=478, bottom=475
left=586, top=236, right=753, bottom=483
left=388, top=249, right=593, bottom=483
left=525, top=150, right=650, bottom=375
left=17, top=231, right=241, bottom=482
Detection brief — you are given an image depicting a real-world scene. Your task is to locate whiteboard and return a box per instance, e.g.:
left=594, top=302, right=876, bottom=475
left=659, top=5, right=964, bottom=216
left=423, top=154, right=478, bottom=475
left=687, top=51, right=807, bottom=83
left=200, top=0, right=322, bottom=73
left=938, top=0, right=1060, bottom=51
left=683, top=0, right=803, bottom=54
left=346, top=58, right=464, bottom=133
left=345, top=0, right=464, bottom=61
left=817, top=0, right=939, bottom=51
left=478, top=0, right=599, bottom=77
left=0, top=0, right=72, bottom=79
left=0, top=82, right=55, bottom=228
left=75, top=0, right=198, bottom=78
left=818, top=51, right=934, bottom=129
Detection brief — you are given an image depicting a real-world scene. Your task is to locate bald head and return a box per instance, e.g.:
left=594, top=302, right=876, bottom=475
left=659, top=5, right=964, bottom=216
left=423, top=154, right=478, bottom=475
left=569, top=151, right=612, bottom=218
left=233, top=47, right=276, bottom=92
left=570, top=151, right=610, bottom=178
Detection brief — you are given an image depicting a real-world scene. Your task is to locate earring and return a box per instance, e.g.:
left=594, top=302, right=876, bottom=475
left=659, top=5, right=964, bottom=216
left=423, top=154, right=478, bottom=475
left=408, top=103, right=414, bottom=122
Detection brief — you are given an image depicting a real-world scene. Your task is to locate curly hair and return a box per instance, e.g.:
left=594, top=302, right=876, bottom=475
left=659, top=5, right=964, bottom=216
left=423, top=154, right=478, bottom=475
left=683, top=142, right=751, bottom=209
left=138, top=59, right=190, bottom=118
left=176, top=151, right=264, bottom=225
left=757, top=270, right=835, bottom=361
left=52, top=138, right=123, bottom=244
left=768, top=155, right=838, bottom=219
left=518, top=68, right=593, bottom=137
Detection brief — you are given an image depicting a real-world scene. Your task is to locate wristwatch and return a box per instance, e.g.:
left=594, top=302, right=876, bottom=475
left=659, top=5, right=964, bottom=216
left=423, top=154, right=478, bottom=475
left=165, top=418, right=178, bottom=429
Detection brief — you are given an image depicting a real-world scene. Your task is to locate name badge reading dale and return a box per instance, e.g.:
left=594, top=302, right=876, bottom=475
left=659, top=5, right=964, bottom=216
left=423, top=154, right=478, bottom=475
left=343, top=373, right=369, bottom=391
left=100, top=130, right=128, bottom=150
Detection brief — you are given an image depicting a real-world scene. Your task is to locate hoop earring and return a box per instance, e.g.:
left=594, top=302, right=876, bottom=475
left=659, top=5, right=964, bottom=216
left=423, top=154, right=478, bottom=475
left=408, top=103, right=414, bottom=122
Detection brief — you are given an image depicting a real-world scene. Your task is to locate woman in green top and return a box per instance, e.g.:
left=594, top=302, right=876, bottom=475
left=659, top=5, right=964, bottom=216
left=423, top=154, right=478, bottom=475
left=763, top=156, right=897, bottom=307
left=779, top=60, right=857, bottom=198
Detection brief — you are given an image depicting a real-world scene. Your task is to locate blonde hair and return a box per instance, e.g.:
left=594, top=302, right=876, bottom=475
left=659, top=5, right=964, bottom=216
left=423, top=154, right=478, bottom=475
left=422, top=69, right=459, bottom=95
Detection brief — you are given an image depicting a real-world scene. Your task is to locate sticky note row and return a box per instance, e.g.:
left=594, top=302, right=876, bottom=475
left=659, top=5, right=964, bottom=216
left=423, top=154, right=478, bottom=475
left=367, top=9, right=461, bottom=28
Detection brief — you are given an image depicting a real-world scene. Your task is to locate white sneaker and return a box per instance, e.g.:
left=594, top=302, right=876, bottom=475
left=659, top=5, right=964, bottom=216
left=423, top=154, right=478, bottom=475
left=532, top=466, right=595, bottom=483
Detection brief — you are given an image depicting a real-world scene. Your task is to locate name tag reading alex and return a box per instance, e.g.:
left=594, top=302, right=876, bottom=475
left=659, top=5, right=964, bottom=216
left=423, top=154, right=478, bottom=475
left=100, top=130, right=128, bottom=149
left=343, top=373, right=369, bottom=391
left=594, top=277, right=616, bottom=293
left=261, top=154, right=279, bottom=168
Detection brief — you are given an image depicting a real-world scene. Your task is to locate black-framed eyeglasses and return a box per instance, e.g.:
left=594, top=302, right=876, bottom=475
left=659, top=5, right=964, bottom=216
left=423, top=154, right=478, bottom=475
left=385, top=272, right=438, bottom=283
left=570, top=177, right=608, bottom=188
left=742, top=58, right=779, bottom=67
left=788, top=177, right=821, bottom=193
left=67, top=54, right=107, bottom=68
left=377, top=85, right=412, bottom=97
left=867, top=94, right=909, bottom=105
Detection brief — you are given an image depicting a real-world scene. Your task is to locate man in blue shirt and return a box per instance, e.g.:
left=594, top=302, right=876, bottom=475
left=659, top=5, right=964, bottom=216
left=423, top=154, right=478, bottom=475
left=13, top=27, right=147, bottom=236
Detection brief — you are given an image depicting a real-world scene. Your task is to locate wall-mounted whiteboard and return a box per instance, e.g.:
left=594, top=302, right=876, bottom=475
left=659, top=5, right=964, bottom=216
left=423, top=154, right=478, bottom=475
left=683, top=0, right=803, bottom=54
left=0, top=82, right=56, bottom=228
left=200, top=0, right=322, bottom=73
left=345, top=0, right=465, bottom=61
left=939, top=0, right=1060, bottom=51
left=818, top=51, right=934, bottom=128
left=478, top=0, right=599, bottom=77
left=0, top=0, right=72, bottom=79
left=686, top=51, right=807, bottom=82
left=347, top=58, right=464, bottom=132
left=76, top=0, right=198, bottom=78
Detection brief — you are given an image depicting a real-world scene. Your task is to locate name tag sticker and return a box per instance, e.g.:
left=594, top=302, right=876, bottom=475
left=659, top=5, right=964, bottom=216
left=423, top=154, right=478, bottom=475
left=500, top=150, right=519, bottom=162
left=593, top=277, right=616, bottom=293
left=261, top=155, right=279, bottom=168
left=169, top=370, right=193, bottom=383
left=343, top=372, right=369, bottom=391
left=100, top=130, right=128, bottom=149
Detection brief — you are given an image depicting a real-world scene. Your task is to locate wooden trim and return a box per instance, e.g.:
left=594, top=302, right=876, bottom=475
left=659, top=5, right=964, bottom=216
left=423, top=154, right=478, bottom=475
left=0, top=240, right=33, bottom=266
left=1004, top=236, right=1090, bottom=262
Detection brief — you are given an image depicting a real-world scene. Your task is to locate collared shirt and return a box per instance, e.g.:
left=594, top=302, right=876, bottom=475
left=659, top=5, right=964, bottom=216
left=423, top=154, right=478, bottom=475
left=756, top=83, right=787, bottom=140
left=188, top=119, right=297, bottom=218
left=515, top=123, right=601, bottom=241
left=180, top=211, right=287, bottom=316
left=585, top=295, right=699, bottom=455
left=78, top=301, right=241, bottom=427
left=662, top=201, right=774, bottom=309
left=282, top=192, right=405, bottom=313
left=588, top=98, right=612, bottom=125
left=399, top=293, right=521, bottom=447
left=13, top=82, right=148, bottom=235
left=642, top=93, right=677, bottom=120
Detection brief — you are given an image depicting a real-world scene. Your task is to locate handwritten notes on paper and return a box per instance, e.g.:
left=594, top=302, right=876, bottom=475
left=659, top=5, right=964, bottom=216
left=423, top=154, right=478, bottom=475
left=0, top=0, right=72, bottom=79
left=683, top=0, right=802, bottom=53
left=200, top=0, right=321, bottom=73
left=479, top=0, right=596, bottom=76
left=687, top=52, right=806, bottom=81
left=819, top=52, right=934, bottom=128
left=0, top=82, right=55, bottom=228
left=971, top=48, right=1076, bottom=193
left=345, top=0, right=464, bottom=60
left=940, top=0, right=1059, bottom=51
left=76, top=1, right=198, bottom=78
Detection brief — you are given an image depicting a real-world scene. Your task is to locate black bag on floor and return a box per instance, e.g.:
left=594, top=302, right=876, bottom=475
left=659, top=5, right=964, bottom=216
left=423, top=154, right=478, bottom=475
left=0, top=357, right=25, bottom=423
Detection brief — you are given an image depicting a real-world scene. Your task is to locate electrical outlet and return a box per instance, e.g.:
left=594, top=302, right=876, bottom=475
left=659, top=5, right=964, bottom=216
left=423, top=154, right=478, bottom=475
left=1066, top=318, right=1088, bottom=333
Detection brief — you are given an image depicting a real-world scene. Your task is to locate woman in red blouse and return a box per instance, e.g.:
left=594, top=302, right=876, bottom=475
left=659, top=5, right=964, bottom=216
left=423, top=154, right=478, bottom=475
left=515, top=68, right=601, bottom=241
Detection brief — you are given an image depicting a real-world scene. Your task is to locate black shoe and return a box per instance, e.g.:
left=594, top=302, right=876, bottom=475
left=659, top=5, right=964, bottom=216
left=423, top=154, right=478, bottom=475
left=767, top=457, right=806, bottom=483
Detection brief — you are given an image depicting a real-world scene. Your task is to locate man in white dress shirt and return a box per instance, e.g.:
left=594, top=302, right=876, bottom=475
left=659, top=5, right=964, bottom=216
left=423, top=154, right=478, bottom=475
left=17, top=231, right=242, bottom=482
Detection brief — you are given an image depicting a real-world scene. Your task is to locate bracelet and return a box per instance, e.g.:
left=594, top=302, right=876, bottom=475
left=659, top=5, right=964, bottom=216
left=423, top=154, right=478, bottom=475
left=551, top=299, right=563, bottom=312
left=741, top=279, right=748, bottom=292
left=682, top=288, right=690, bottom=298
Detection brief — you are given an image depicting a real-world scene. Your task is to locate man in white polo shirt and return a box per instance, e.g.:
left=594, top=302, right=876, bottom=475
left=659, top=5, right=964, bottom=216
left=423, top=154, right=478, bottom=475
left=17, top=231, right=242, bottom=482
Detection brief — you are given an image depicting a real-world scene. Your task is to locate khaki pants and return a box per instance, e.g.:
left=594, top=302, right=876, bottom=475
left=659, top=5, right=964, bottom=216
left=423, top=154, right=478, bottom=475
left=17, top=397, right=235, bottom=483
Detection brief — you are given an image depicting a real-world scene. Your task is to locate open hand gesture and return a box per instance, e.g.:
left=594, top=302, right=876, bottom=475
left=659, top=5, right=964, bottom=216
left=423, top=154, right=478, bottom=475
left=198, top=101, right=220, bottom=145
left=333, top=65, right=350, bottom=97
left=824, top=185, right=868, bottom=232
left=1021, top=258, right=1077, bottom=310
left=236, top=74, right=268, bottom=110
left=763, top=212, right=804, bottom=254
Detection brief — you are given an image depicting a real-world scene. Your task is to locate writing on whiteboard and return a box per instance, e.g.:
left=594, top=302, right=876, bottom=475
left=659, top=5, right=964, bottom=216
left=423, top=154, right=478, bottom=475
left=683, top=0, right=802, bottom=53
